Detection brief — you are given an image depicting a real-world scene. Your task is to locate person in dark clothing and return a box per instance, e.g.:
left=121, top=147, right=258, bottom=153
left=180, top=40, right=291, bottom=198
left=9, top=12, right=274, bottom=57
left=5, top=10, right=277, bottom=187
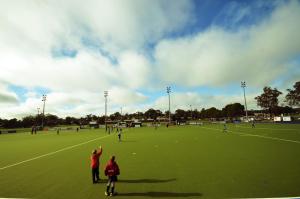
left=91, top=146, right=103, bottom=183
left=118, top=129, right=121, bottom=142
left=104, top=156, right=120, bottom=196
left=251, top=120, right=255, bottom=128
left=223, top=123, right=227, bottom=133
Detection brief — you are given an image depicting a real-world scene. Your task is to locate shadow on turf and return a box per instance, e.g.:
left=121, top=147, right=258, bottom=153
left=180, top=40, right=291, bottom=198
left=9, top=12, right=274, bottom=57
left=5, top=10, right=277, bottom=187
left=118, top=178, right=176, bottom=183
left=116, top=192, right=202, bottom=197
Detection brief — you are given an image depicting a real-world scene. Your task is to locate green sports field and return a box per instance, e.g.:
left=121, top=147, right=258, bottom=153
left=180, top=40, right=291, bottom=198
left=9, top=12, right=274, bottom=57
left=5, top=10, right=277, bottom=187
left=1, top=124, right=300, bottom=199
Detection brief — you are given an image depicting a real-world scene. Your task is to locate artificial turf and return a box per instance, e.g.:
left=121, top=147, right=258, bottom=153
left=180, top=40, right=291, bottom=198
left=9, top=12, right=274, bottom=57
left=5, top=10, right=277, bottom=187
left=0, top=123, right=300, bottom=199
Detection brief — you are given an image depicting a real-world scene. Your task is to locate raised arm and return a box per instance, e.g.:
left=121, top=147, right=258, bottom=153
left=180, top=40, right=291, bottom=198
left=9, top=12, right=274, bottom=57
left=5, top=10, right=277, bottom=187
left=97, top=146, right=103, bottom=155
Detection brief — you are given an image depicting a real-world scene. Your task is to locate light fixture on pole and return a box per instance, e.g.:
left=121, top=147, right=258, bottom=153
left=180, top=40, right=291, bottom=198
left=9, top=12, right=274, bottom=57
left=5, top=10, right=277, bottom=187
left=241, top=81, right=248, bottom=121
left=166, top=86, right=171, bottom=124
left=41, top=95, right=47, bottom=129
left=104, top=91, right=108, bottom=130
left=120, top=107, right=122, bottom=121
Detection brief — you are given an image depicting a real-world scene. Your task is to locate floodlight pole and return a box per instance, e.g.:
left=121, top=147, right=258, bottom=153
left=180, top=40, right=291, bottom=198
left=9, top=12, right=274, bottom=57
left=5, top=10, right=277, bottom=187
left=241, top=81, right=248, bottom=121
left=120, top=107, right=122, bottom=121
left=36, top=107, right=40, bottom=127
left=104, top=91, right=108, bottom=131
left=41, top=95, right=47, bottom=129
left=167, top=86, right=171, bottom=124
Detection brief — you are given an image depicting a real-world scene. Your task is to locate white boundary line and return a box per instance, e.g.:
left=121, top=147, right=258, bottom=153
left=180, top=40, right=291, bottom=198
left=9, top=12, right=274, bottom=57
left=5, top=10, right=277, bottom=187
left=235, top=126, right=300, bottom=131
left=201, top=127, right=300, bottom=144
left=244, top=197, right=300, bottom=199
left=0, top=134, right=111, bottom=171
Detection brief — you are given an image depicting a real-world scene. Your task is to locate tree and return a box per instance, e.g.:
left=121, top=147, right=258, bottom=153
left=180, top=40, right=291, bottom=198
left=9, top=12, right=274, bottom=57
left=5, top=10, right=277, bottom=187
left=285, top=81, right=300, bottom=107
left=144, top=109, right=160, bottom=120
left=272, top=106, right=295, bottom=115
left=222, top=103, right=245, bottom=118
left=45, top=114, right=59, bottom=126
left=205, top=107, right=222, bottom=118
left=174, top=109, right=187, bottom=120
left=22, top=115, right=36, bottom=127
left=109, top=112, right=121, bottom=121
left=255, top=87, right=282, bottom=114
left=65, top=116, right=79, bottom=125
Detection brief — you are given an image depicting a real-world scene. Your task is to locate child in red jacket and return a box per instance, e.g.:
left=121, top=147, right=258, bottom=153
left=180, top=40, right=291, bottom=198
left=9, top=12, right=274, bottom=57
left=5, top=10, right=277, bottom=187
left=104, top=156, right=120, bottom=196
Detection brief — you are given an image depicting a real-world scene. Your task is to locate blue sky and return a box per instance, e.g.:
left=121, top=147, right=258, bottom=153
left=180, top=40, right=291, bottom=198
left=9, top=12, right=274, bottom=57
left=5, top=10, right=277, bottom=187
left=0, top=0, right=299, bottom=118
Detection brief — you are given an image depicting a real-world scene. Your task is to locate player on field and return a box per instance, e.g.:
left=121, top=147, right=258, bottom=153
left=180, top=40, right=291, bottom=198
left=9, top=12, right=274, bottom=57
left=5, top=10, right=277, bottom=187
left=91, top=146, right=103, bottom=183
left=223, top=123, right=227, bottom=133
left=251, top=120, right=255, bottom=128
left=118, top=128, right=121, bottom=142
left=104, top=156, right=120, bottom=196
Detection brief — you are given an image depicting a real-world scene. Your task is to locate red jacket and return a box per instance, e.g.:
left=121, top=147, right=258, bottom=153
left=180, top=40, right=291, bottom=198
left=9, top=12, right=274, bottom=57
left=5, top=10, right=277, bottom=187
left=104, top=160, right=120, bottom=176
left=90, top=148, right=102, bottom=168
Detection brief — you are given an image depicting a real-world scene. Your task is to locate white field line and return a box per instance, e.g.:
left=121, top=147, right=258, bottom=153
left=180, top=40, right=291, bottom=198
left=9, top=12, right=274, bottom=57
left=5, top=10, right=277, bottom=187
left=244, top=197, right=300, bottom=199
left=201, top=127, right=300, bottom=144
left=0, top=134, right=111, bottom=171
left=235, top=126, right=300, bottom=131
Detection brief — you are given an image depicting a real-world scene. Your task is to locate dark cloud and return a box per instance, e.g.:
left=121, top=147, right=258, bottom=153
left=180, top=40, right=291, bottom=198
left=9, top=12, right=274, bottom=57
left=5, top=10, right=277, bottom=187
left=0, top=93, right=18, bottom=104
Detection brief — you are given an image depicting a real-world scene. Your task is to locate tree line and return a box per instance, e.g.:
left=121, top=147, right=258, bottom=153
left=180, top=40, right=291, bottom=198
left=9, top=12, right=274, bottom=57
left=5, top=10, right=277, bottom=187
left=0, top=81, right=299, bottom=129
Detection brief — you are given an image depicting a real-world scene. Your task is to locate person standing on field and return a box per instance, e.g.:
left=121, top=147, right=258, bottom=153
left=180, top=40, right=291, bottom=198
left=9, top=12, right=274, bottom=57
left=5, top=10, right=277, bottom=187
left=118, top=129, right=121, bottom=142
left=223, top=123, right=227, bottom=133
left=251, top=120, right=255, bottom=128
left=104, top=156, right=120, bottom=196
left=91, top=146, right=103, bottom=183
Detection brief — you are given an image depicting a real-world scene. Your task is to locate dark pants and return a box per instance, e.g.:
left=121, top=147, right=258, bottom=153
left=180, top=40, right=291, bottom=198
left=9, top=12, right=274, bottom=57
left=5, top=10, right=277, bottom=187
left=106, top=176, right=118, bottom=193
left=92, top=166, right=100, bottom=183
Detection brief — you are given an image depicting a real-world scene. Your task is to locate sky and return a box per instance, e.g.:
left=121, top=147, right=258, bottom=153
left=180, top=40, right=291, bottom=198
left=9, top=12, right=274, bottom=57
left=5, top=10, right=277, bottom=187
left=0, top=0, right=299, bottom=119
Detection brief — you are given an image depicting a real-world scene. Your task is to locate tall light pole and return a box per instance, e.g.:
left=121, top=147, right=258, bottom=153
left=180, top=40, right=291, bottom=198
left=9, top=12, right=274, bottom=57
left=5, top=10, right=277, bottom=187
left=241, top=81, right=248, bottom=121
left=120, top=107, right=122, bottom=121
left=166, top=86, right=171, bottom=124
left=104, top=91, right=108, bottom=130
left=36, top=107, right=40, bottom=127
left=41, top=95, right=47, bottom=129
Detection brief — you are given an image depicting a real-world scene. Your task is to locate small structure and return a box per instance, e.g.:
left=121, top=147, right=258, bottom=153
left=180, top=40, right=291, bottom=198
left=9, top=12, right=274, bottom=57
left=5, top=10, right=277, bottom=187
left=131, top=122, right=142, bottom=127
left=274, top=117, right=282, bottom=122
left=283, top=116, right=292, bottom=122
left=89, top=121, right=99, bottom=128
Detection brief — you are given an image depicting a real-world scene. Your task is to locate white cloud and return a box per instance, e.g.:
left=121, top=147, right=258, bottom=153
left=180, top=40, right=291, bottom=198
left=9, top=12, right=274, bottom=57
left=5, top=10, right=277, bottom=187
left=0, top=0, right=299, bottom=118
left=0, top=82, right=18, bottom=105
left=151, top=92, right=258, bottom=113
left=154, top=0, right=300, bottom=88
left=0, top=87, right=148, bottom=119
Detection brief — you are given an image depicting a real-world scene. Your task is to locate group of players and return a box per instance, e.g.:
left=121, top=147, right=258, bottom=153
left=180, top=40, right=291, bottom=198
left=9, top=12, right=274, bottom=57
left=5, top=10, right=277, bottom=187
left=106, top=126, right=122, bottom=142
left=91, top=146, right=120, bottom=197
left=223, top=120, right=256, bottom=132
